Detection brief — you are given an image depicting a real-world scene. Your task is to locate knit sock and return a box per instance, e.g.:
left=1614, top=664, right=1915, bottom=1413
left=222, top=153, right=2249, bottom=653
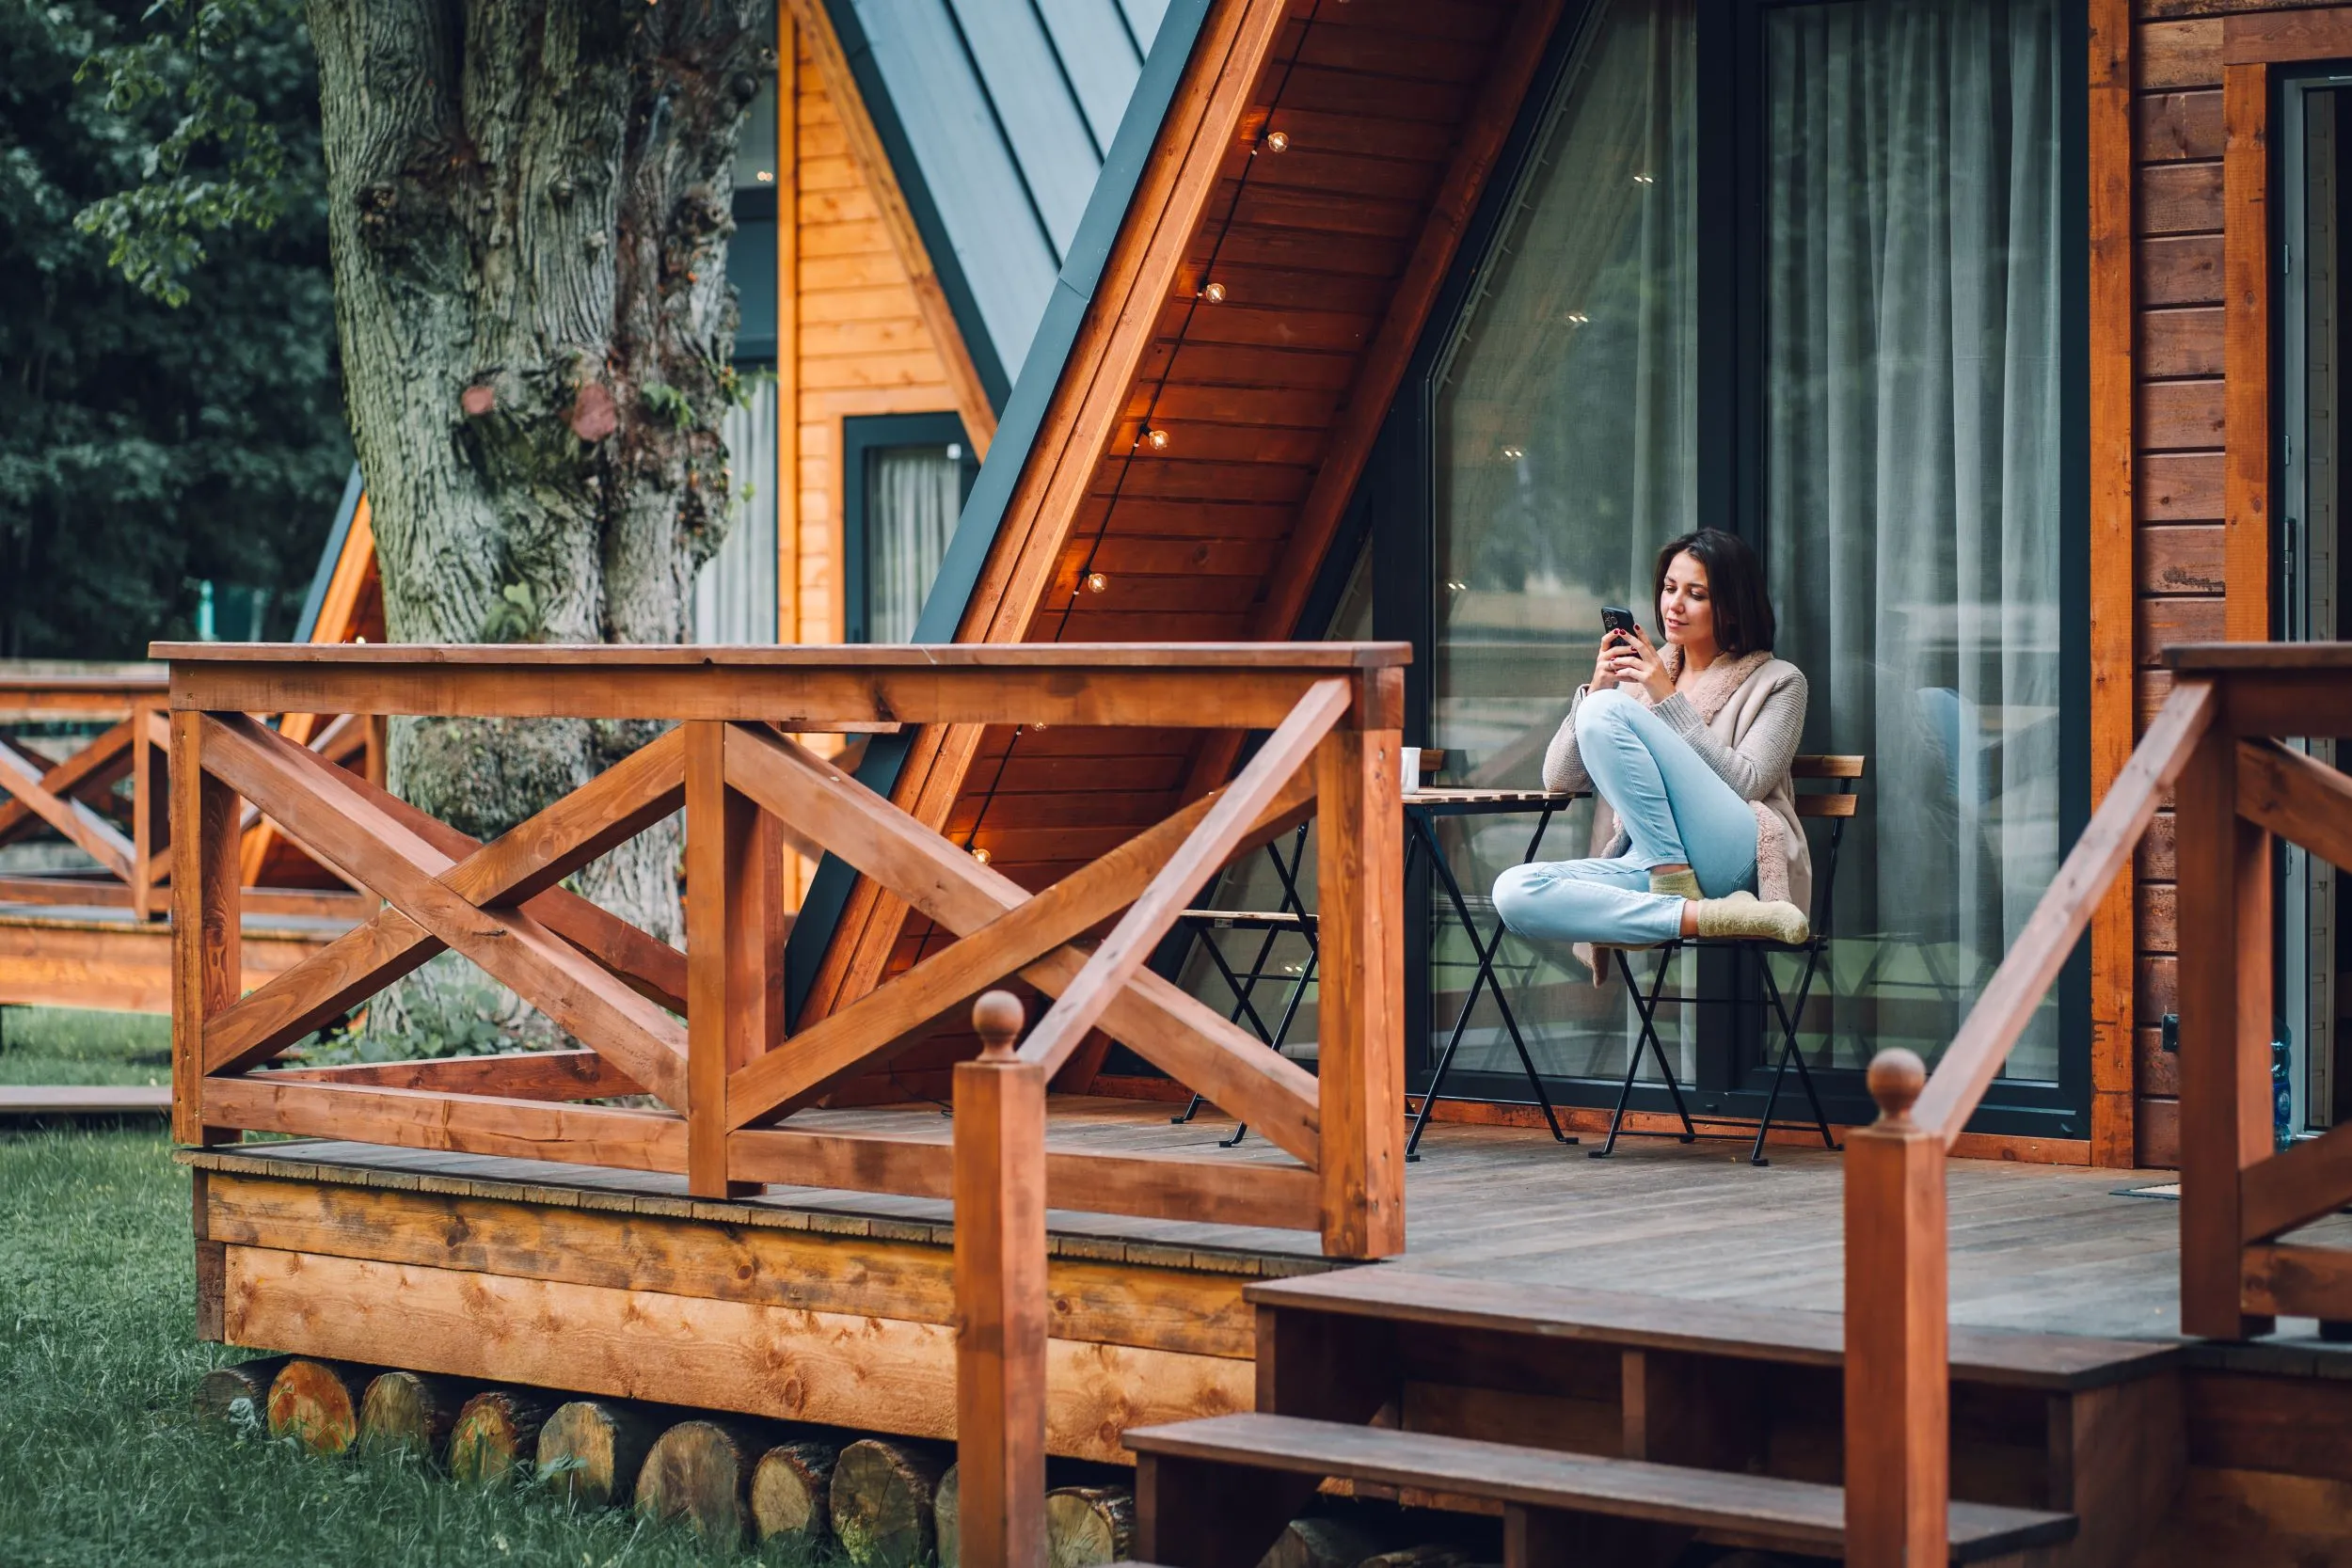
left=1693, top=889, right=1810, bottom=945
left=1648, top=867, right=1701, bottom=900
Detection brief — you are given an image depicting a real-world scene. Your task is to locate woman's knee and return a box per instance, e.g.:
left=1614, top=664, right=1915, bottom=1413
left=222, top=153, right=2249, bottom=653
left=1491, top=863, right=1550, bottom=931
left=1575, top=685, right=1637, bottom=743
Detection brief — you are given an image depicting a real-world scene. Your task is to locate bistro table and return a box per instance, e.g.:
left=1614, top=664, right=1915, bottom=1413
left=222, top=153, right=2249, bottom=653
left=1402, top=785, right=1583, bottom=1158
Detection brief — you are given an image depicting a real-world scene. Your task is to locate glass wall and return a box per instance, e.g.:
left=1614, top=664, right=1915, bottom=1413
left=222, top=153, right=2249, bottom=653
left=1422, top=0, right=2070, bottom=1094
left=1428, top=0, right=1701, bottom=1084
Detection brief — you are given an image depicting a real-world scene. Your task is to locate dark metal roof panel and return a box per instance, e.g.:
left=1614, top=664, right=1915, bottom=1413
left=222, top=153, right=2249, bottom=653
left=829, top=0, right=1168, bottom=404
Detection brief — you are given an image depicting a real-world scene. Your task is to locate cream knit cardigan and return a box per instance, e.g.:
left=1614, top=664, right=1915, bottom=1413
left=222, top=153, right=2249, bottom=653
left=1540, top=645, right=1812, bottom=912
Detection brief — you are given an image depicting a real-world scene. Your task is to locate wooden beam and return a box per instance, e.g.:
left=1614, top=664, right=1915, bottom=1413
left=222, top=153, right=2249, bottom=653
left=1018, top=679, right=1347, bottom=1076
left=2242, top=1119, right=2352, bottom=1243
left=202, top=1075, right=689, bottom=1171
left=723, top=1123, right=1319, bottom=1231
left=2225, top=7, right=2352, bottom=65
left=2236, top=738, right=2352, bottom=872
left=2086, top=0, right=2136, bottom=1170
left=195, top=714, right=690, bottom=1106
left=2223, top=62, right=2271, bottom=642
left=0, top=718, right=135, bottom=847
left=2174, top=720, right=2277, bottom=1340
left=785, top=0, right=994, bottom=456
left=1311, top=676, right=1405, bottom=1259
left=0, top=734, right=135, bottom=880
left=2242, top=1242, right=2352, bottom=1318
left=775, top=8, right=802, bottom=644
left=263, top=1050, right=644, bottom=1101
left=170, top=710, right=242, bottom=1147
left=132, top=705, right=169, bottom=920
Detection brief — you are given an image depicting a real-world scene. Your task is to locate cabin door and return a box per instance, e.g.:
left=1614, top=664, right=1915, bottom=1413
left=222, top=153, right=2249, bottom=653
left=2280, top=75, right=2352, bottom=1131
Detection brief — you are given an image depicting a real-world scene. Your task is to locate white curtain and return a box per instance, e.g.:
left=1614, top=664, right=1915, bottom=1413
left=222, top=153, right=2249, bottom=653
left=1762, top=0, right=2065, bottom=1078
left=865, top=445, right=961, bottom=642
left=692, top=377, right=780, bottom=643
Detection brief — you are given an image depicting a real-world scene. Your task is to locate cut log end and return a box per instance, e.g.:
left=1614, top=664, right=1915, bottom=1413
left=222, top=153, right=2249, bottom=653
left=749, top=1437, right=838, bottom=1544
left=537, top=1400, right=662, bottom=1510
left=448, top=1388, right=554, bottom=1486
left=1046, top=1485, right=1136, bottom=1567
left=193, top=1356, right=288, bottom=1427
left=358, top=1370, right=472, bottom=1461
left=266, top=1358, right=372, bottom=1456
left=634, top=1418, right=763, bottom=1546
left=830, top=1437, right=947, bottom=1568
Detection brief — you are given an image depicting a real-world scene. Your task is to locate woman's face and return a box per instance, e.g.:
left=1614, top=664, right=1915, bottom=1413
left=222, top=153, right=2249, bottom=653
left=1659, top=551, right=1715, bottom=652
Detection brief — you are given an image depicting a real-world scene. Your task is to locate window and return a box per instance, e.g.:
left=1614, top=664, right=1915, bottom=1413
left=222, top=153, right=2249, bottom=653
left=692, top=376, right=781, bottom=643
left=843, top=414, right=977, bottom=643
left=1386, top=0, right=2084, bottom=1128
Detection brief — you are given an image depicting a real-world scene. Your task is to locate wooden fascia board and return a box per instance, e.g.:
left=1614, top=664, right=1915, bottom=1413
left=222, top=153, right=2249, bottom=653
left=797, top=0, right=1001, bottom=454
left=787, top=0, right=1285, bottom=1025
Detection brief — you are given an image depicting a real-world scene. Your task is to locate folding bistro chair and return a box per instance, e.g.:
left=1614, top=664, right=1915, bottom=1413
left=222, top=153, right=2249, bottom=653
left=1590, top=754, right=1865, bottom=1165
left=1168, top=820, right=1317, bottom=1148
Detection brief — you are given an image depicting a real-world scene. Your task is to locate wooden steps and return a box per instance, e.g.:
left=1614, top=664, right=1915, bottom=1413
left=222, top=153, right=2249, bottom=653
left=1246, top=1269, right=2181, bottom=1390
left=1126, top=1413, right=2074, bottom=1565
left=1120, top=1265, right=2187, bottom=1565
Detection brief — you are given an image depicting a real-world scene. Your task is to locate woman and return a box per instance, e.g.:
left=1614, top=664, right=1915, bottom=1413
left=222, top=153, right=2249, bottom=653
left=1493, top=529, right=1813, bottom=960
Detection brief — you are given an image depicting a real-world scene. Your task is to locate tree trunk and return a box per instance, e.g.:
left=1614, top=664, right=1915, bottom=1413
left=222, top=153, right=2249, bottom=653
left=194, top=1355, right=290, bottom=1427
left=634, top=1418, right=769, bottom=1546
left=302, top=0, right=770, bottom=1036
left=750, top=1437, right=839, bottom=1546
left=1261, top=1516, right=1391, bottom=1568
left=1046, top=1486, right=1137, bottom=1566
left=358, top=1370, right=474, bottom=1460
left=829, top=1437, right=949, bottom=1568
left=266, top=1358, right=374, bottom=1455
left=537, top=1398, right=663, bottom=1509
left=449, top=1388, right=553, bottom=1484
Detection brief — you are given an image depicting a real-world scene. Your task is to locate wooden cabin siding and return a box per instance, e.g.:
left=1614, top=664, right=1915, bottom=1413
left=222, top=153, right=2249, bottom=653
left=813, top=0, right=1540, bottom=1095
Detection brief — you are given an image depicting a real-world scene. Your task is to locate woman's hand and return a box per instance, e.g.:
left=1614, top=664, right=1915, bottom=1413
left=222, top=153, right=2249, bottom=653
left=1602, top=624, right=1674, bottom=703
left=1589, top=633, right=1627, bottom=695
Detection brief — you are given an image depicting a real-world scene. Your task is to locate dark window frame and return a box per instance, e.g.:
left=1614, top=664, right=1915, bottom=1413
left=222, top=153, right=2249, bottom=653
left=841, top=412, right=980, bottom=644
left=1353, top=0, right=2093, bottom=1139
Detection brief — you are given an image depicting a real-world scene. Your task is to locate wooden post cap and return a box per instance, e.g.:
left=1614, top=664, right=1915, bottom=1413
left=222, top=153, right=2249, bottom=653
left=973, top=990, right=1024, bottom=1061
left=1867, top=1048, right=1927, bottom=1125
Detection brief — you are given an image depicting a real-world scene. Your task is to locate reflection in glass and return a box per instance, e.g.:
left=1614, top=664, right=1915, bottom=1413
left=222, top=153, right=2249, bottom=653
left=1428, top=0, right=1700, bottom=1085
left=1763, top=0, right=2065, bottom=1080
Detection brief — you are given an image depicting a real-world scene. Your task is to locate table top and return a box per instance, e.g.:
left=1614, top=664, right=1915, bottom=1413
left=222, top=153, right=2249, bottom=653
left=1404, top=786, right=1583, bottom=814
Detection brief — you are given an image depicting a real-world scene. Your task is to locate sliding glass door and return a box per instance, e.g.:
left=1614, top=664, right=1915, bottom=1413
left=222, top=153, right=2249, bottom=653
left=1395, top=0, right=2083, bottom=1129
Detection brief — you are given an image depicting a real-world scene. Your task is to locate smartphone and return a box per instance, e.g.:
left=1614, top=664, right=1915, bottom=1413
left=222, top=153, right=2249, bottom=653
left=1600, top=606, right=1639, bottom=642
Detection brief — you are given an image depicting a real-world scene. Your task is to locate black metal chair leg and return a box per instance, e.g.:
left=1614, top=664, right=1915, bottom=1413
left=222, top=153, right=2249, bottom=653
left=1219, top=951, right=1319, bottom=1148
left=1592, top=951, right=1656, bottom=1158
left=1596, top=947, right=1692, bottom=1156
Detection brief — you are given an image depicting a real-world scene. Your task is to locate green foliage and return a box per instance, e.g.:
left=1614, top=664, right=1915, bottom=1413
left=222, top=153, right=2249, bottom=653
left=640, top=381, right=696, bottom=432
left=0, top=1006, right=171, bottom=1087
left=479, top=578, right=543, bottom=643
left=0, top=0, right=348, bottom=659
left=73, top=0, right=304, bottom=308
left=0, top=1129, right=846, bottom=1565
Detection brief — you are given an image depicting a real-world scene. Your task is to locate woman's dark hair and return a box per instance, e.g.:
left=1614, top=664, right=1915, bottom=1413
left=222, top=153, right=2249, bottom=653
left=1653, top=528, right=1774, bottom=656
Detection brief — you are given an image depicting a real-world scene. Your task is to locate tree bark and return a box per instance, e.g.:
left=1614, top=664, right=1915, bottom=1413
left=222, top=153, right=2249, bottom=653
left=537, top=1398, right=663, bottom=1509
left=193, top=1355, right=291, bottom=1427
left=750, top=1437, right=839, bottom=1546
left=1045, top=1486, right=1137, bottom=1566
left=303, top=0, right=769, bottom=1034
left=829, top=1437, right=949, bottom=1568
left=634, top=1417, right=770, bottom=1546
left=449, top=1387, right=554, bottom=1484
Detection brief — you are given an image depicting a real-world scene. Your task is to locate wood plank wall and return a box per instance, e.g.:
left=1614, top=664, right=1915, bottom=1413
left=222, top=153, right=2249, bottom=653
left=2129, top=0, right=2268, bottom=1169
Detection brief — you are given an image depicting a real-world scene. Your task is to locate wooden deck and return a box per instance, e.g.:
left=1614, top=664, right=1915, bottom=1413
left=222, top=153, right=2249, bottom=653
left=187, top=1096, right=2352, bottom=1349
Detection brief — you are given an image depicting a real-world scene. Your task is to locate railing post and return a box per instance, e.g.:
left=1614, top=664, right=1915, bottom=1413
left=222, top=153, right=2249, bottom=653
left=956, top=991, right=1047, bottom=1568
left=1845, top=1048, right=1947, bottom=1568
left=168, top=711, right=241, bottom=1147
left=684, top=721, right=765, bottom=1199
left=2175, top=720, right=2276, bottom=1338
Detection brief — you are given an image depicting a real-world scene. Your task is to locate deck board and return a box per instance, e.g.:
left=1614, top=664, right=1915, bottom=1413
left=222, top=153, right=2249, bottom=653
left=189, top=1095, right=2352, bottom=1343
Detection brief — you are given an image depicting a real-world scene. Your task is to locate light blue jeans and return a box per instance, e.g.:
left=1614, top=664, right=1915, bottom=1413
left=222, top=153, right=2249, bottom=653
left=1492, top=689, right=1759, bottom=947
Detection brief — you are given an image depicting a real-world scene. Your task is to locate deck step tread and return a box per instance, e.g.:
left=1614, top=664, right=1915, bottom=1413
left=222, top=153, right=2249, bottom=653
left=1125, top=1414, right=2074, bottom=1564
left=1246, top=1268, right=2177, bottom=1390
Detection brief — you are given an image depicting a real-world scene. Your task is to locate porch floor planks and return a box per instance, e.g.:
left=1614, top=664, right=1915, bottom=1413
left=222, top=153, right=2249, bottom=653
left=189, top=1095, right=2352, bottom=1343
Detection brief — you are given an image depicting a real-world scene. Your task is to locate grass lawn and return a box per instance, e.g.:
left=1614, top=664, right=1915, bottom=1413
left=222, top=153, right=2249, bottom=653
left=0, top=1012, right=835, bottom=1565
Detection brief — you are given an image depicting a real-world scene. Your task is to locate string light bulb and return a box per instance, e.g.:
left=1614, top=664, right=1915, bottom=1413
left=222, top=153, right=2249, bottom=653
left=1144, top=427, right=1170, bottom=451
left=1085, top=571, right=1110, bottom=594
left=1262, top=129, right=1289, bottom=153
left=971, top=846, right=992, bottom=865
left=1201, top=280, right=1227, bottom=303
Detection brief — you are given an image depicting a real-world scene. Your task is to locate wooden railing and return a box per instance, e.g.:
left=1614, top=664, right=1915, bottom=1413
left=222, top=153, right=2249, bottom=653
left=0, top=667, right=378, bottom=924
left=158, top=641, right=1410, bottom=1259
left=1844, top=643, right=2352, bottom=1565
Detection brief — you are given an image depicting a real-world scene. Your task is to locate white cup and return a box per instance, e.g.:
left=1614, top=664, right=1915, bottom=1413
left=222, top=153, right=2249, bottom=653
left=1400, top=747, right=1422, bottom=794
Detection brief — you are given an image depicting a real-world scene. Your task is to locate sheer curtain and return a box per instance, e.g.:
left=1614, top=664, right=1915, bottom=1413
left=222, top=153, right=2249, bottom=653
left=692, top=377, right=780, bottom=643
left=1762, top=0, right=2065, bottom=1077
left=864, top=445, right=962, bottom=642
left=1429, top=0, right=1698, bottom=1080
